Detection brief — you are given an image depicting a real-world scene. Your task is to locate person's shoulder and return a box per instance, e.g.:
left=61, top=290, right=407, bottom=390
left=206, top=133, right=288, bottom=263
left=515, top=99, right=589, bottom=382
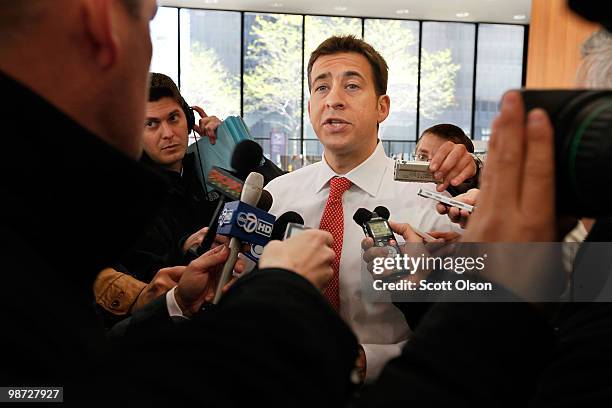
left=266, top=162, right=321, bottom=191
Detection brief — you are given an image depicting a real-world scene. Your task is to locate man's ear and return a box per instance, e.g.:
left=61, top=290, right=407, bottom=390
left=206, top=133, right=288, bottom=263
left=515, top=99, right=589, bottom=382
left=377, top=94, right=390, bottom=124
left=82, top=0, right=118, bottom=69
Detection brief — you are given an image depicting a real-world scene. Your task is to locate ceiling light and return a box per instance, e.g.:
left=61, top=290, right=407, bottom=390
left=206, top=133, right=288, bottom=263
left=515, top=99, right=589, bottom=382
left=334, top=6, right=348, bottom=11
left=513, top=14, right=527, bottom=20
left=271, top=2, right=283, bottom=7
left=203, top=0, right=219, bottom=3
left=456, top=12, right=470, bottom=18
left=396, top=9, right=410, bottom=15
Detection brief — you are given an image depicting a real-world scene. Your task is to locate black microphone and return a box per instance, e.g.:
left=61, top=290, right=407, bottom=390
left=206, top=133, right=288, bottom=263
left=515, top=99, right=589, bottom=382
left=257, top=190, right=273, bottom=212
left=353, top=207, right=409, bottom=282
left=271, top=211, right=305, bottom=241
left=231, top=140, right=264, bottom=180
left=373, top=206, right=390, bottom=221
left=241, top=210, right=304, bottom=274
left=353, top=208, right=373, bottom=236
left=352, top=207, right=401, bottom=254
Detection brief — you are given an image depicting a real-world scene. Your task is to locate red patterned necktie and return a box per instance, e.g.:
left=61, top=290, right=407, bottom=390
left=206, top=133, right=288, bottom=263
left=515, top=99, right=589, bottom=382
left=319, top=176, right=352, bottom=312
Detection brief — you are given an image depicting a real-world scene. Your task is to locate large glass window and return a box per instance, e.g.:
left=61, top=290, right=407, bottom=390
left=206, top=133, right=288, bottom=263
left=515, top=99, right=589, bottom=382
left=474, top=24, right=524, bottom=140
left=150, top=7, right=179, bottom=84
left=365, top=19, right=419, bottom=158
left=243, top=13, right=303, bottom=169
left=151, top=7, right=526, bottom=170
left=419, top=22, right=476, bottom=138
left=180, top=9, right=241, bottom=135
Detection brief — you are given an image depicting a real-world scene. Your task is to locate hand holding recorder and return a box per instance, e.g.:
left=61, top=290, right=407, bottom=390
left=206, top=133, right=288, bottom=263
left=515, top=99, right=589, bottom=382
left=433, top=188, right=479, bottom=229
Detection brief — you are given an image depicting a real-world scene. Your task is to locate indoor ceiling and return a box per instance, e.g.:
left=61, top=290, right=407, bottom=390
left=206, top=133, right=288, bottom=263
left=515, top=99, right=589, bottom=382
left=158, top=0, right=532, bottom=24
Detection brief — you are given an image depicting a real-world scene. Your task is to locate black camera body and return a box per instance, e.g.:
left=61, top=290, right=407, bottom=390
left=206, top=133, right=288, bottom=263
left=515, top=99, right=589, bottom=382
left=521, top=90, right=612, bottom=217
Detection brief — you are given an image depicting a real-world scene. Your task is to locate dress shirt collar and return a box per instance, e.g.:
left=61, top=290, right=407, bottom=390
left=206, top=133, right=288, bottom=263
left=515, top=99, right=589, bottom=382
left=315, top=141, right=388, bottom=197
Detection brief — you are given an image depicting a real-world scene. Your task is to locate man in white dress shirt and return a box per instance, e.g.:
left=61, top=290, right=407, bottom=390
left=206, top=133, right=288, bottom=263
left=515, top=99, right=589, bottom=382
left=265, top=35, right=477, bottom=383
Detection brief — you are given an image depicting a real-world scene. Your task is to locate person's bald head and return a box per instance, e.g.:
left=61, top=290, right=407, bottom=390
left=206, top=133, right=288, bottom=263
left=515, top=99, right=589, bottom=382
left=0, top=1, right=140, bottom=36
left=0, top=0, right=158, bottom=159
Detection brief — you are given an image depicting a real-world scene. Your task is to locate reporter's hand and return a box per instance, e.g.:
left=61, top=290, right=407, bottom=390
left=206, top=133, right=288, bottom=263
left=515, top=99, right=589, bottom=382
left=259, top=230, right=335, bottom=291
left=461, top=91, right=560, bottom=301
left=436, top=188, right=479, bottom=229
left=174, top=245, right=245, bottom=316
left=182, top=226, right=208, bottom=254
left=361, top=222, right=439, bottom=278
left=428, top=231, right=461, bottom=243
left=192, top=106, right=222, bottom=145
left=132, top=266, right=183, bottom=313
left=462, top=92, right=555, bottom=243
left=428, top=141, right=477, bottom=192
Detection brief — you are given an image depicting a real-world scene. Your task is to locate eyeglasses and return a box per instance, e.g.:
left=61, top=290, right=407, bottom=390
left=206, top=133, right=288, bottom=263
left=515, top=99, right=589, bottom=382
left=410, top=153, right=430, bottom=162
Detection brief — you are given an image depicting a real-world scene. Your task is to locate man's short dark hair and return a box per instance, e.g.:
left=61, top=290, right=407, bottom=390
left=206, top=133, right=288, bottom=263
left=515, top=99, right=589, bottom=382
left=307, top=35, right=389, bottom=96
left=420, top=124, right=474, bottom=153
left=148, top=72, right=184, bottom=106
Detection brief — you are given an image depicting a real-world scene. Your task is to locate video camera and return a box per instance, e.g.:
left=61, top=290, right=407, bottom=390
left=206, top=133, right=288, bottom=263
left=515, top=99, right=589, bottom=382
left=519, top=1, right=612, bottom=217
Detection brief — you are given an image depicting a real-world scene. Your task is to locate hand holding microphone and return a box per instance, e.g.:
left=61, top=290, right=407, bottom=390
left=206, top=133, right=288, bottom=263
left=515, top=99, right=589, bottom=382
left=173, top=244, right=249, bottom=317
left=213, top=172, right=268, bottom=304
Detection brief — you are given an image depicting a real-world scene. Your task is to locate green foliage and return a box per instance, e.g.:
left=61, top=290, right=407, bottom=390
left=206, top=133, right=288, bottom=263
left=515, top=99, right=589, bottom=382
left=181, top=42, right=240, bottom=119
left=243, top=14, right=303, bottom=135
left=365, top=20, right=460, bottom=119
left=420, top=48, right=460, bottom=119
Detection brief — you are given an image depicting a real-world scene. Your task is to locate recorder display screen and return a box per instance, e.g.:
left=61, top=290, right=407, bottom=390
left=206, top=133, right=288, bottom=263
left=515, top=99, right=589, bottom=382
left=368, top=220, right=391, bottom=239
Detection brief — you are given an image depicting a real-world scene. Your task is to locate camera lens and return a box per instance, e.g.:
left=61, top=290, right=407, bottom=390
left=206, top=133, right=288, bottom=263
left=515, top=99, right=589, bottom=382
left=558, top=92, right=612, bottom=216
left=521, top=90, right=612, bottom=217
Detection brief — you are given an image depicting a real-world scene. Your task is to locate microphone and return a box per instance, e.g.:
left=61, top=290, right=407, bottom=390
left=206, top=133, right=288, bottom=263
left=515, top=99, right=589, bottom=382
left=231, top=140, right=264, bottom=180
left=213, top=172, right=271, bottom=303
left=353, top=208, right=373, bottom=236
left=239, top=190, right=274, bottom=264
left=373, top=206, right=390, bottom=221
left=197, top=141, right=265, bottom=255
left=271, top=211, right=305, bottom=241
left=240, top=211, right=304, bottom=274
left=353, top=207, right=408, bottom=282
left=352, top=207, right=399, bottom=250
left=256, top=189, right=273, bottom=212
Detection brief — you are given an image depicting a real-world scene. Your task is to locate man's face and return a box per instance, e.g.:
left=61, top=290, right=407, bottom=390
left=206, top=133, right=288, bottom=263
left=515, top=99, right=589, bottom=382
left=415, top=133, right=445, bottom=161
left=143, top=97, right=189, bottom=169
left=308, top=52, right=389, bottom=159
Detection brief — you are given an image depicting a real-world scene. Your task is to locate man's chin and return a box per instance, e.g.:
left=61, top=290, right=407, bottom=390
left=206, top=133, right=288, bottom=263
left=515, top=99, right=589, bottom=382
left=152, top=152, right=184, bottom=167
left=320, top=140, right=353, bottom=155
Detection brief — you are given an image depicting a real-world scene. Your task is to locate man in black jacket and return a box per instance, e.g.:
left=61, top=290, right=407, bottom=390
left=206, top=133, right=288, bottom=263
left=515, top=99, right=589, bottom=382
left=0, top=1, right=357, bottom=405
left=119, top=72, right=223, bottom=282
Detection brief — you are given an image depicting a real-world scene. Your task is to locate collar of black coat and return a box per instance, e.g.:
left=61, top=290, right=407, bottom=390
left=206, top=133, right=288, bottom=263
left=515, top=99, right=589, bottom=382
left=139, top=151, right=202, bottom=197
left=0, top=70, right=167, bottom=288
